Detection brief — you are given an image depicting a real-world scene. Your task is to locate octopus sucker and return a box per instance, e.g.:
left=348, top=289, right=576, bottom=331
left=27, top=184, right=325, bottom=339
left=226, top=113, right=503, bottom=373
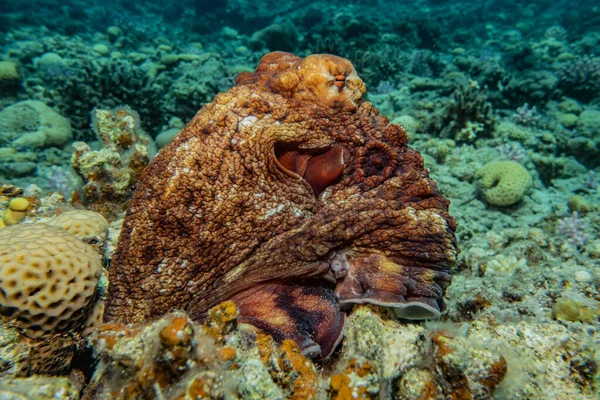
left=105, top=52, right=458, bottom=358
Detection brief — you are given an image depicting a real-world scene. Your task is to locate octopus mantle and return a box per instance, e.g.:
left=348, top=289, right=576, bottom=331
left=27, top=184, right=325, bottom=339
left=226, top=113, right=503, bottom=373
left=105, top=52, right=458, bottom=358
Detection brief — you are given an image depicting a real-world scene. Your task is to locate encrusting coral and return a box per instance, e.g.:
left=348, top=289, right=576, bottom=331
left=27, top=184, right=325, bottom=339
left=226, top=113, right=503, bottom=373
left=84, top=304, right=320, bottom=400
left=477, top=160, right=532, bottom=207
left=104, top=51, right=458, bottom=358
left=82, top=301, right=511, bottom=399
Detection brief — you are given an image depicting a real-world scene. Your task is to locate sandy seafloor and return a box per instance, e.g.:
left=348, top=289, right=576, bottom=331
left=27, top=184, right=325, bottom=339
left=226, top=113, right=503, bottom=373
left=0, top=0, right=599, bottom=399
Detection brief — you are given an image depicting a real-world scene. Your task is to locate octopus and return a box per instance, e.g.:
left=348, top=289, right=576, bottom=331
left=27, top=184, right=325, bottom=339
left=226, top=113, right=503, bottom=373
left=104, top=52, right=458, bottom=358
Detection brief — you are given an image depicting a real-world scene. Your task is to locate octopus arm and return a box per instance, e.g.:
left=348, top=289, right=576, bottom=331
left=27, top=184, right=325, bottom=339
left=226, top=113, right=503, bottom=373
left=230, top=281, right=346, bottom=358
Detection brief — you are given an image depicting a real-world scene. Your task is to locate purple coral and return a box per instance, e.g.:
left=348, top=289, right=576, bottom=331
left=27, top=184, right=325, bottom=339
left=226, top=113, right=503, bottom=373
left=512, top=103, right=541, bottom=127
left=497, top=142, right=527, bottom=162
left=557, top=212, right=589, bottom=248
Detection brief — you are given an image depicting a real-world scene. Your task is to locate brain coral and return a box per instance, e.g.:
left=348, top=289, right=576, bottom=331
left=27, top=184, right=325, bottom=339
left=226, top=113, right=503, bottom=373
left=477, top=160, right=532, bottom=207
left=47, top=210, right=109, bottom=238
left=105, top=52, right=458, bottom=358
left=0, top=223, right=101, bottom=338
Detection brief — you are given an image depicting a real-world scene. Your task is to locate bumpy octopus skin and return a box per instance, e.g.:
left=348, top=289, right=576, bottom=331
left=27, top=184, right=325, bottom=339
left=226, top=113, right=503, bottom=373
left=104, top=52, right=458, bottom=358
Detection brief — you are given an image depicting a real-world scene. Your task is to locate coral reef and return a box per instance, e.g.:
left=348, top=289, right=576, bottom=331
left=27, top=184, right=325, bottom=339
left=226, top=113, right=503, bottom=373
left=71, top=106, right=154, bottom=219
left=81, top=303, right=512, bottom=399
left=84, top=305, right=320, bottom=400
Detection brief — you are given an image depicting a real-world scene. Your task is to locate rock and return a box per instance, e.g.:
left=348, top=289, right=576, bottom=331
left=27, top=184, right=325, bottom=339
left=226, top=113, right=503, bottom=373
left=92, top=44, right=110, bottom=56
left=0, top=100, right=72, bottom=149
left=0, top=61, right=20, bottom=90
left=155, top=128, right=180, bottom=149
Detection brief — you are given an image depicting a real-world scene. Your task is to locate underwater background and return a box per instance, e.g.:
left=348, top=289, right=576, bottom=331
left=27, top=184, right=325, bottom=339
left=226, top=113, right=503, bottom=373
left=0, top=0, right=599, bottom=399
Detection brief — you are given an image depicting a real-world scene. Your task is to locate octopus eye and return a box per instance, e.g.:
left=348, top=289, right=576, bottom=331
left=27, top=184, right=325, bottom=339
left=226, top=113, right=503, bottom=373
left=333, top=75, right=346, bottom=89
left=273, top=143, right=346, bottom=197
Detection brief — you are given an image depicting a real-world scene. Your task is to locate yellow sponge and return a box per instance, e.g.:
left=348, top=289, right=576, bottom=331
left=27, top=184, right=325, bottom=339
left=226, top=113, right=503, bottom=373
left=477, top=160, right=532, bottom=207
left=0, top=223, right=101, bottom=338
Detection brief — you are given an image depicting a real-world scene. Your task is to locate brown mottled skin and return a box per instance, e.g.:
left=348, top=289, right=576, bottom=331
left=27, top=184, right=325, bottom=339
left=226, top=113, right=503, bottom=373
left=105, top=52, right=458, bottom=357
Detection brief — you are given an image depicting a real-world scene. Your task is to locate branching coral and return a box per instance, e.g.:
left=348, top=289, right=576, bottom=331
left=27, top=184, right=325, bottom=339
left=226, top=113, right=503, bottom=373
left=556, top=55, right=600, bottom=100
left=439, top=83, right=496, bottom=142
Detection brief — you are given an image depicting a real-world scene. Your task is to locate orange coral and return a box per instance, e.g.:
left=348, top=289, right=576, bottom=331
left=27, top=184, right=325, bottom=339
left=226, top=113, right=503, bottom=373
left=95, top=322, right=140, bottom=351
left=203, top=301, right=238, bottom=344
left=159, top=316, right=193, bottom=347
left=181, top=373, right=223, bottom=399
left=480, top=357, right=508, bottom=388
left=256, top=333, right=276, bottom=365
left=159, top=316, right=196, bottom=375
left=276, top=340, right=318, bottom=400
left=255, top=335, right=319, bottom=399
left=329, top=359, right=377, bottom=400
left=218, top=346, right=237, bottom=363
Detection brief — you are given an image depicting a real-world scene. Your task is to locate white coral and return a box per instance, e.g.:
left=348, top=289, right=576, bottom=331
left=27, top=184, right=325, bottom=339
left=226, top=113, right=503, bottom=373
left=486, top=254, right=528, bottom=275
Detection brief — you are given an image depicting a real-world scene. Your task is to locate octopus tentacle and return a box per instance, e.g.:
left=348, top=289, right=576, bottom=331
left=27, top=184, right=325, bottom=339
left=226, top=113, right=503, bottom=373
left=333, top=252, right=452, bottom=319
left=230, top=281, right=346, bottom=358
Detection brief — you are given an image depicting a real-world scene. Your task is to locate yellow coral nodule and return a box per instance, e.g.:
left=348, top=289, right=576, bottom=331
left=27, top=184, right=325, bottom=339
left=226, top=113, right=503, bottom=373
left=2, top=197, right=30, bottom=226
left=9, top=197, right=29, bottom=211
left=477, top=160, right=532, bottom=207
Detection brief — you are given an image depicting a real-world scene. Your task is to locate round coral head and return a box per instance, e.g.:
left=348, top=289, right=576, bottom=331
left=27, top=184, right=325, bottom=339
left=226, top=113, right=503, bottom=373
left=9, top=197, right=29, bottom=212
